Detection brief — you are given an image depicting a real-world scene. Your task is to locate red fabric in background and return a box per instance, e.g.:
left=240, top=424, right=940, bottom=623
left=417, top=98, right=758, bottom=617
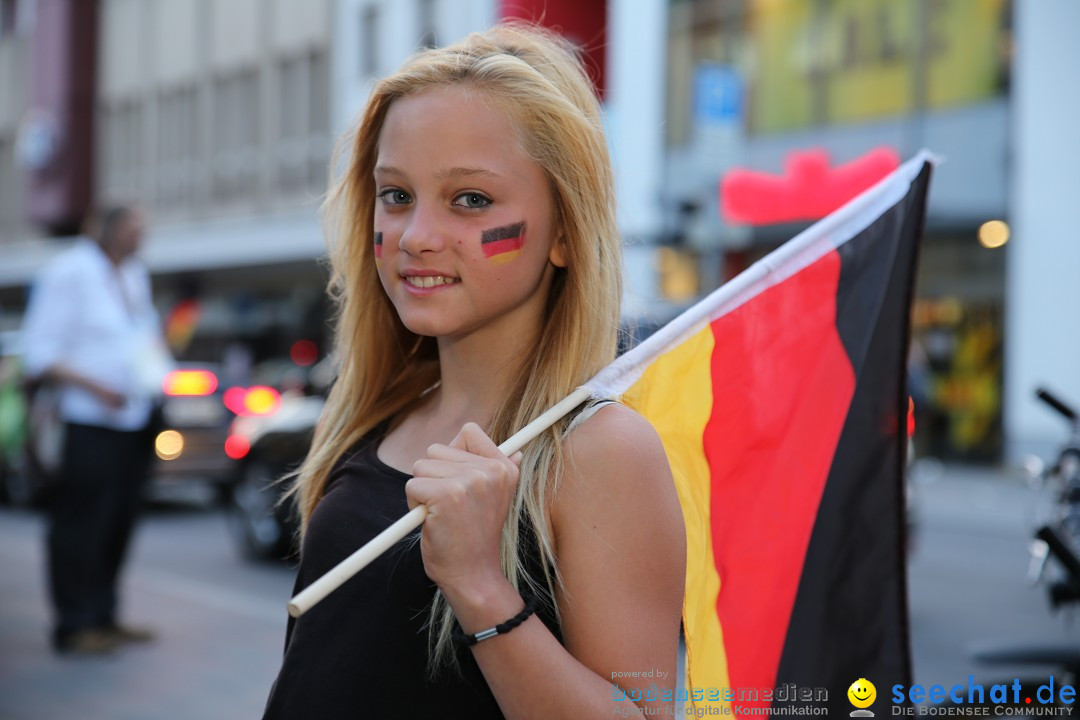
left=497, top=0, right=607, bottom=98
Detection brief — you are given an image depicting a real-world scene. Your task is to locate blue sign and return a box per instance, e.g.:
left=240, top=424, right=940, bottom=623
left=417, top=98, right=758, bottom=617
left=693, top=64, right=742, bottom=124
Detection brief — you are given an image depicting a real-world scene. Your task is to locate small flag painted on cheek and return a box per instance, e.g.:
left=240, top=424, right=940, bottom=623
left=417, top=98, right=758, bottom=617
left=374, top=232, right=382, bottom=261
left=481, top=222, right=526, bottom=264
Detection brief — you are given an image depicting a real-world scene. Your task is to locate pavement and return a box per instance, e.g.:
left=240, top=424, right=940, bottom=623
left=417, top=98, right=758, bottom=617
left=0, top=460, right=1076, bottom=718
left=907, top=459, right=1080, bottom=687
left=0, top=502, right=296, bottom=720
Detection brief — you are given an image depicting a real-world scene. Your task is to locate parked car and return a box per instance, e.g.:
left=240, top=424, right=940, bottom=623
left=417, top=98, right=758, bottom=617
left=225, top=393, right=323, bottom=559
left=152, top=363, right=238, bottom=498
left=223, top=357, right=334, bottom=560
left=0, top=351, right=243, bottom=507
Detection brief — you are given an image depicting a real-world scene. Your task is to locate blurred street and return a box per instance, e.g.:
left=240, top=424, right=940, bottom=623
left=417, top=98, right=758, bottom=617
left=0, top=462, right=1077, bottom=718
left=908, top=462, right=1080, bottom=688
left=0, top=497, right=295, bottom=720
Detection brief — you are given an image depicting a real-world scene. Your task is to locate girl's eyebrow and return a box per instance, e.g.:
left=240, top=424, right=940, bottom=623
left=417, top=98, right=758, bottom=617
left=435, top=166, right=502, bottom=182
left=374, top=165, right=502, bottom=182
left=374, top=165, right=408, bottom=178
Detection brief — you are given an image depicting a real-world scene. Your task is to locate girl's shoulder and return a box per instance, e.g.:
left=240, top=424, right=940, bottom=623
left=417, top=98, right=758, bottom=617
left=563, top=399, right=662, bottom=455
left=550, top=398, right=685, bottom=626
left=558, top=399, right=673, bottom=499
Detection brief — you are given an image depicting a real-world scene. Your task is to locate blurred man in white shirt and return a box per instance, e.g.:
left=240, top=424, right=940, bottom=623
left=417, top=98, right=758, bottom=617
left=22, top=205, right=172, bottom=655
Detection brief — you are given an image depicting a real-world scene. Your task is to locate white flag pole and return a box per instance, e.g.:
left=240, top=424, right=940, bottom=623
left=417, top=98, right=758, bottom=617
left=287, top=386, right=593, bottom=618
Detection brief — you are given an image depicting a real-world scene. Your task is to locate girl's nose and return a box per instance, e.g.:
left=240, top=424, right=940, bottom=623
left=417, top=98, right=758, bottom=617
left=398, top=209, right=447, bottom=256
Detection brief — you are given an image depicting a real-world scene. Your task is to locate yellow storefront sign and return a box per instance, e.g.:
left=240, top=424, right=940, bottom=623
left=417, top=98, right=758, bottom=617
left=748, top=0, right=1007, bottom=133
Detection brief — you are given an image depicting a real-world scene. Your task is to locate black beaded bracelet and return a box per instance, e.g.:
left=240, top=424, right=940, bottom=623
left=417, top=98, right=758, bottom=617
left=452, top=595, right=539, bottom=647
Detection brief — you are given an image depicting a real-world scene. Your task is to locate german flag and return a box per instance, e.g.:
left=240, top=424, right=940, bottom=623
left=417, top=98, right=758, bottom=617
left=589, top=152, right=932, bottom=716
left=481, top=222, right=526, bottom=264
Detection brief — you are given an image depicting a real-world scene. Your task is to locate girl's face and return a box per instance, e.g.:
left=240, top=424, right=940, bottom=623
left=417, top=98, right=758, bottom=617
left=373, top=86, right=566, bottom=343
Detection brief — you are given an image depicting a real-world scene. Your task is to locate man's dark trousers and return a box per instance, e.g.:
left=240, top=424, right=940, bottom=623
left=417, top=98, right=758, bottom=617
left=48, top=421, right=154, bottom=646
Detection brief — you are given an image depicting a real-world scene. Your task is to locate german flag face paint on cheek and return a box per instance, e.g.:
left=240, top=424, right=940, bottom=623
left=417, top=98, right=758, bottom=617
left=373, top=232, right=383, bottom=262
left=480, top=221, right=526, bottom=264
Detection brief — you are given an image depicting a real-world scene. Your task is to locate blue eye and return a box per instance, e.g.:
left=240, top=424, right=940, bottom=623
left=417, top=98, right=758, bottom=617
left=452, top=192, right=491, bottom=210
left=378, top=188, right=412, bottom=206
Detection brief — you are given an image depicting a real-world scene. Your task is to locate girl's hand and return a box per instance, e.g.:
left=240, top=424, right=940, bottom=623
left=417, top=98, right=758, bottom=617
left=405, top=423, right=523, bottom=598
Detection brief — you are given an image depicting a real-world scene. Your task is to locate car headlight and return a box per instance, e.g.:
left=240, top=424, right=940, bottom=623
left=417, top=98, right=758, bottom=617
left=155, top=430, right=184, bottom=460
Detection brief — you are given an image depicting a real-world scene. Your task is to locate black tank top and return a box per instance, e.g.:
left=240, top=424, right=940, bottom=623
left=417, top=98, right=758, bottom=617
left=262, top=423, right=561, bottom=719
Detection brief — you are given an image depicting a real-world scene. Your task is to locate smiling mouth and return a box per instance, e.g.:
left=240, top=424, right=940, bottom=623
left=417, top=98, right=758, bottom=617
left=853, top=693, right=870, bottom=700
left=403, top=275, right=460, bottom=289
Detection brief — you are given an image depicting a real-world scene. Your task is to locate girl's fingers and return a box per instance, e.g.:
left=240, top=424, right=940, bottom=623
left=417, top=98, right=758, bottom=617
left=424, top=442, right=521, bottom=472
left=404, top=476, right=438, bottom=509
left=411, top=457, right=479, bottom=480
left=406, top=477, right=462, bottom=514
left=408, top=430, right=520, bottom=512
left=449, top=422, right=502, bottom=459
left=447, top=423, right=519, bottom=473
left=423, top=443, right=477, bottom=463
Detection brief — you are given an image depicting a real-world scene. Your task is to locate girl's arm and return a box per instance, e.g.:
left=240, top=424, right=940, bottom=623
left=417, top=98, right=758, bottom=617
left=406, top=406, right=685, bottom=719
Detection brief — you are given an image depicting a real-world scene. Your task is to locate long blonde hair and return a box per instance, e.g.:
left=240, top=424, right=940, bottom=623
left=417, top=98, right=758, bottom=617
left=289, top=22, right=621, bottom=671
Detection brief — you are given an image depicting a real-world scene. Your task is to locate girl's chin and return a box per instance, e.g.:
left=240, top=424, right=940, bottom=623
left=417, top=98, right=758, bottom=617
left=398, top=317, right=493, bottom=343
left=396, top=316, right=460, bottom=339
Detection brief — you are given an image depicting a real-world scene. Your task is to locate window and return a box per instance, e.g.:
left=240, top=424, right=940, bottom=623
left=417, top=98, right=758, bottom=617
left=276, top=50, right=330, bottom=195
left=101, top=99, right=143, bottom=201
left=213, top=69, right=259, bottom=201
left=278, top=55, right=308, bottom=193
left=666, top=1, right=742, bottom=148
left=307, top=50, right=330, bottom=192
left=156, top=86, right=198, bottom=210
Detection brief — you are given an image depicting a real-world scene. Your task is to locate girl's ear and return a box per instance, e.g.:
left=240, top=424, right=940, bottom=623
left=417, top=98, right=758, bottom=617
left=548, top=236, right=568, bottom=268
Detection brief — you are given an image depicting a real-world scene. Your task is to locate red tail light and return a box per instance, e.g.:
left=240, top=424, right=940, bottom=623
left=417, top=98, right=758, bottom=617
left=243, top=386, right=281, bottom=416
left=223, top=387, right=246, bottom=415
left=290, top=339, right=318, bottom=367
left=225, top=434, right=250, bottom=460
left=163, top=370, right=218, bottom=396
left=907, top=396, right=916, bottom=437
left=223, top=386, right=282, bottom=417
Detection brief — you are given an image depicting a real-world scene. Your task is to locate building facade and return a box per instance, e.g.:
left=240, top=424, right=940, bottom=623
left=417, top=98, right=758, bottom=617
left=0, top=0, right=1075, bottom=460
left=658, top=0, right=1043, bottom=463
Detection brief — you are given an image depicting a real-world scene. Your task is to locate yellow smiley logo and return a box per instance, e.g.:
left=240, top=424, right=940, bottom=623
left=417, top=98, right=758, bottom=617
left=848, top=678, right=876, bottom=709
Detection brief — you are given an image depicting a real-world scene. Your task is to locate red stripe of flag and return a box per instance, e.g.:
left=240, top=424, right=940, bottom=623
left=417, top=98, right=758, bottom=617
left=481, top=237, right=525, bottom=258
left=705, top=250, right=855, bottom=713
left=481, top=222, right=525, bottom=259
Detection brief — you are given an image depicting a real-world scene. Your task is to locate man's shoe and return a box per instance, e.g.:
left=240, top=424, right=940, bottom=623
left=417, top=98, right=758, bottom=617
left=56, top=628, right=122, bottom=656
left=102, top=624, right=156, bottom=644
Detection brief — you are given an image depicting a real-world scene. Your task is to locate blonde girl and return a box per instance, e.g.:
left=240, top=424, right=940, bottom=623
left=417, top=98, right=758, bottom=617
left=263, top=23, right=684, bottom=719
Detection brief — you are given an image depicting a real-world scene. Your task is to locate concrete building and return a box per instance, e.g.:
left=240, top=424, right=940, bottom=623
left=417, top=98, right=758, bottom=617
left=0, top=0, right=627, bottom=360
left=0, top=0, right=40, bottom=299
left=0, top=0, right=338, bottom=360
